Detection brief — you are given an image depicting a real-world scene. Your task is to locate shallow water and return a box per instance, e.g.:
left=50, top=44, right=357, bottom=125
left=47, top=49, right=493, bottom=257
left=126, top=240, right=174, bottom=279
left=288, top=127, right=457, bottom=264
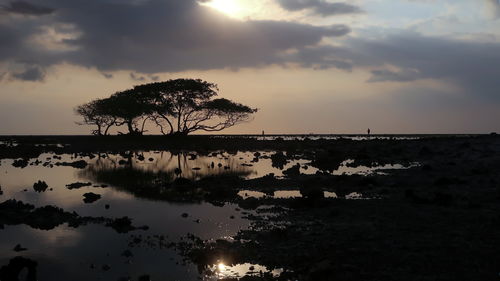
left=0, top=150, right=413, bottom=280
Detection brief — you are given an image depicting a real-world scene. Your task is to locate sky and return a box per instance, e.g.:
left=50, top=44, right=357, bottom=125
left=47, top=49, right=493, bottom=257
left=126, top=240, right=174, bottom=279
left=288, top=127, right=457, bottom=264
left=0, top=0, right=499, bottom=135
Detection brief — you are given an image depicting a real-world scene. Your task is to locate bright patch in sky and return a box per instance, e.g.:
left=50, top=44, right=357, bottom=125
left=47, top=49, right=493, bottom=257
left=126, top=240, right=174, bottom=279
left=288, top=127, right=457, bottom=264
left=203, top=0, right=244, bottom=18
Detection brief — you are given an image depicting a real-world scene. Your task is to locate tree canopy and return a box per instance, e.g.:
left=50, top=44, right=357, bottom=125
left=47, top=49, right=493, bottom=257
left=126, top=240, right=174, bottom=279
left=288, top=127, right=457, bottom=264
left=75, top=79, right=257, bottom=136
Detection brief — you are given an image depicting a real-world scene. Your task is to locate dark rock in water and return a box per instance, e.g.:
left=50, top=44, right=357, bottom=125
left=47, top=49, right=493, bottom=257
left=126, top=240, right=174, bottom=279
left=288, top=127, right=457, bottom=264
left=102, top=264, right=111, bottom=271
left=0, top=200, right=78, bottom=230
left=13, top=244, right=27, bottom=252
left=283, top=163, right=301, bottom=177
left=172, top=177, right=193, bottom=189
left=121, top=249, right=133, bottom=258
left=138, top=275, right=151, bottom=281
left=148, top=158, right=154, bottom=162
left=66, top=182, right=92, bottom=189
left=0, top=256, right=38, bottom=281
left=118, top=160, right=128, bottom=165
left=238, top=197, right=261, bottom=210
left=300, top=185, right=324, bottom=200
left=83, top=192, right=101, bottom=203
left=137, top=155, right=145, bottom=161
left=105, top=204, right=110, bottom=209
left=106, top=217, right=147, bottom=233
left=55, top=160, right=88, bottom=169
left=181, top=213, right=189, bottom=218
left=270, top=152, right=288, bottom=169
left=12, top=159, right=29, bottom=168
left=33, top=180, right=48, bottom=192
left=174, top=168, right=182, bottom=175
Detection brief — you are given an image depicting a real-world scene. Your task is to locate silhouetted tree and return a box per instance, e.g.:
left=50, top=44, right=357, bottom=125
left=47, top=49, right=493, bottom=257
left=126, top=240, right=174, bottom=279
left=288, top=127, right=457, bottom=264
left=75, top=99, right=116, bottom=136
left=76, top=78, right=256, bottom=136
left=105, top=89, right=153, bottom=135
left=135, top=79, right=257, bottom=135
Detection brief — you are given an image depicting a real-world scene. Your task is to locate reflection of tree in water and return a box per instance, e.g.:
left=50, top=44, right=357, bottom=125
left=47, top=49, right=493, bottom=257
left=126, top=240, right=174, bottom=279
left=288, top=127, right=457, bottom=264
left=78, top=151, right=253, bottom=203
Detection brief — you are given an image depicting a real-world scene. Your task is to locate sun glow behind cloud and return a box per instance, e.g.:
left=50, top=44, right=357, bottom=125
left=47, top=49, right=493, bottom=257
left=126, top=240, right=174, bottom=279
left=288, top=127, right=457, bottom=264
left=201, top=0, right=250, bottom=19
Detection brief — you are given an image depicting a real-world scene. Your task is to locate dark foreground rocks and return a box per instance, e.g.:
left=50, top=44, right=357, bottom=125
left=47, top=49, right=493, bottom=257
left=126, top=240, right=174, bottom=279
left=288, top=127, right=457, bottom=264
left=0, top=199, right=147, bottom=233
left=0, top=257, right=37, bottom=281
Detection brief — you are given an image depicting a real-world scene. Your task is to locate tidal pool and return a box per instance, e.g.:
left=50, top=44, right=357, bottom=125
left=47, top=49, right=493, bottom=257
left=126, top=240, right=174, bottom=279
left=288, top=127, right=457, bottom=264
left=0, top=150, right=413, bottom=280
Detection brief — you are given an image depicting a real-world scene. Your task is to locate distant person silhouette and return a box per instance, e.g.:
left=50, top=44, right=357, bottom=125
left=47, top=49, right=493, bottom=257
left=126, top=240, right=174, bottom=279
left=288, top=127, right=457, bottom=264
left=367, top=128, right=371, bottom=135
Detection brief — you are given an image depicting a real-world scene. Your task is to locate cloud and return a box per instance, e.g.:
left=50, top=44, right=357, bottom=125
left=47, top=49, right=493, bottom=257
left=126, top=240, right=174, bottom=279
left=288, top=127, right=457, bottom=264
left=130, top=72, right=146, bottom=81
left=101, top=72, right=113, bottom=79
left=344, top=32, right=500, bottom=100
left=484, top=0, right=500, bottom=19
left=367, top=69, right=420, bottom=83
left=0, top=0, right=351, bottom=78
left=0, top=1, right=55, bottom=15
left=10, top=65, right=45, bottom=81
left=276, top=0, right=362, bottom=16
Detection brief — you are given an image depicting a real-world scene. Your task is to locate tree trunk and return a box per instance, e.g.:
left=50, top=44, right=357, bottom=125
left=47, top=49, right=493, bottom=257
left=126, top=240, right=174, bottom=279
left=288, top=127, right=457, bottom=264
left=127, top=120, right=134, bottom=135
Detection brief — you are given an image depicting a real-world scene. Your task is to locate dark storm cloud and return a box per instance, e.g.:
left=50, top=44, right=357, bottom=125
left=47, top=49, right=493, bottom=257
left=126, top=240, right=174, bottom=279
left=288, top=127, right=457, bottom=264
left=0, top=0, right=351, bottom=76
left=345, top=32, right=500, bottom=100
left=0, top=1, right=54, bottom=15
left=11, top=65, right=45, bottom=81
left=276, top=0, right=362, bottom=16
left=367, top=69, right=420, bottom=82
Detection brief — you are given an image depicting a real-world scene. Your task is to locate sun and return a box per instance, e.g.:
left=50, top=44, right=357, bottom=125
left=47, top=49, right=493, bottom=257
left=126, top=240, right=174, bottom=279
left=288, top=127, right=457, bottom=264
left=202, top=0, right=243, bottom=18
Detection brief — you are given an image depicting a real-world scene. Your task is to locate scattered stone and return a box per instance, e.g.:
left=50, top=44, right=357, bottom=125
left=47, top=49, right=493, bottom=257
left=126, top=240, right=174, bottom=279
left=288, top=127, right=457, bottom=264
left=33, top=180, right=48, bottom=192
left=55, top=160, right=88, bottom=169
left=138, top=275, right=151, bottom=281
left=83, top=192, right=101, bottom=204
left=121, top=249, right=133, bottom=258
left=12, top=159, right=29, bottom=168
left=0, top=256, right=37, bottom=281
left=66, top=182, right=92, bottom=189
left=13, top=244, right=27, bottom=252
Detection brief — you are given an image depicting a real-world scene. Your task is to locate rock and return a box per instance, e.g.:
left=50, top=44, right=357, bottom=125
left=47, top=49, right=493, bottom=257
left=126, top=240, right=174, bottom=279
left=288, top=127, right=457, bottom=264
left=102, top=264, right=111, bottom=271
left=12, top=159, right=29, bottom=168
left=148, top=158, right=154, bottom=162
left=121, top=249, right=133, bottom=258
left=13, top=244, right=27, bottom=252
left=0, top=257, right=38, bottom=281
left=66, top=182, right=92, bottom=189
left=83, top=192, right=101, bottom=203
left=300, top=185, right=324, bottom=200
left=33, top=180, right=48, bottom=192
left=270, top=152, right=288, bottom=169
left=105, top=204, right=110, bottom=209
left=55, top=160, right=88, bottom=169
left=106, top=217, right=147, bottom=233
left=138, top=275, right=151, bottom=281
left=283, top=163, right=301, bottom=177
left=181, top=213, right=189, bottom=218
